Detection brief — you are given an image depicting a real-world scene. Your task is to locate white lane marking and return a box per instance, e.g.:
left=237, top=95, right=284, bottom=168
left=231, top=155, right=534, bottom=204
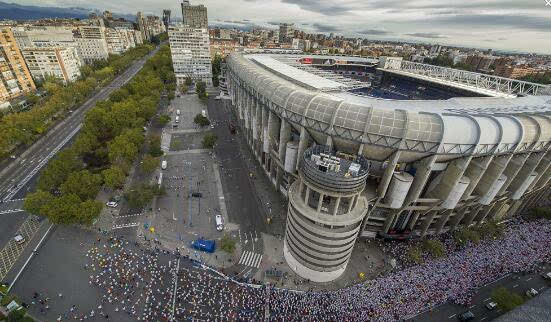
left=483, top=297, right=491, bottom=302
left=469, top=305, right=476, bottom=308
left=513, top=284, right=518, bottom=288
left=526, top=277, right=532, bottom=281
left=448, top=314, right=456, bottom=319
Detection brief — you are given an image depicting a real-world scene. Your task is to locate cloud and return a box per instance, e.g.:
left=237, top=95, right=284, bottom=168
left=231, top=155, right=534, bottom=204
left=405, top=32, right=447, bottom=39
left=312, top=22, right=339, bottom=32
left=419, top=14, right=551, bottom=32
left=360, top=29, right=390, bottom=35
left=281, top=0, right=356, bottom=16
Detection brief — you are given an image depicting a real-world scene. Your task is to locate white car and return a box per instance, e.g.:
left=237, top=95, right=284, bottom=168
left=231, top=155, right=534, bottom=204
left=13, top=234, right=25, bottom=244
left=215, top=215, right=224, bottom=231
left=106, top=201, right=118, bottom=208
left=526, top=288, right=539, bottom=298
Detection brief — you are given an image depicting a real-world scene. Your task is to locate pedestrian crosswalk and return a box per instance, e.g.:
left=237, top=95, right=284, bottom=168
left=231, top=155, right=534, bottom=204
left=238, top=251, right=263, bottom=268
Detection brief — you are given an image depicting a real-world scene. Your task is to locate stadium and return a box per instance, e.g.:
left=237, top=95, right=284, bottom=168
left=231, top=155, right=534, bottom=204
left=222, top=52, right=551, bottom=282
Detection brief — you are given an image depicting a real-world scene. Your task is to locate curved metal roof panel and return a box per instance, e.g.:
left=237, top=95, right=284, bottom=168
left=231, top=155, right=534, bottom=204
left=227, top=53, right=551, bottom=156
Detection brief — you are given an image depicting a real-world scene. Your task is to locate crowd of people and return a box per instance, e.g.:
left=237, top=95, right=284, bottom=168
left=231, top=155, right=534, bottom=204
left=59, top=217, right=550, bottom=321
left=267, top=218, right=551, bottom=321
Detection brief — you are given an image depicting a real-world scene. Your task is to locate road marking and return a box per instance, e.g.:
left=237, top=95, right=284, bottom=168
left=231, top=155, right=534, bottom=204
left=484, top=297, right=491, bottom=302
left=527, top=277, right=532, bottom=281
left=111, top=223, right=139, bottom=230
left=0, top=209, right=23, bottom=215
left=539, top=286, right=545, bottom=290
left=481, top=317, right=487, bottom=321
left=448, top=314, right=456, bottom=319
left=513, top=284, right=518, bottom=288
left=238, top=251, right=262, bottom=268
left=0, top=215, right=43, bottom=280
left=469, top=305, right=476, bottom=308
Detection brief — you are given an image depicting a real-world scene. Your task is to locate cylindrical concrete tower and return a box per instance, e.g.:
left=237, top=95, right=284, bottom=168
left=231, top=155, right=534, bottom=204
left=284, top=145, right=369, bottom=282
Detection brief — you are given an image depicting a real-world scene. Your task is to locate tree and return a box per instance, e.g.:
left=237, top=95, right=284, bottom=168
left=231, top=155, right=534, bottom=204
left=102, top=166, right=126, bottom=189
left=79, top=199, right=104, bottom=225
left=406, top=246, right=423, bottom=264
left=23, top=190, right=54, bottom=215
left=60, top=170, right=103, bottom=201
left=185, top=76, right=192, bottom=86
left=492, top=287, right=524, bottom=312
left=195, top=81, right=207, bottom=100
left=180, top=84, right=189, bottom=94
left=157, top=114, right=171, bottom=127
left=141, top=155, right=159, bottom=174
left=124, top=184, right=155, bottom=209
left=148, top=135, right=163, bottom=157
left=108, top=133, right=139, bottom=164
left=202, top=132, right=217, bottom=149
left=454, top=227, right=481, bottom=247
left=212, top=55, right=222, bottom=87
left=422, top=239, right=446, bottom=258
left=40, top=193, right=82, bottom=225
left=530, top=207, right=551, bottom=219
left=38, top=149, right=83, bottom=192
left=193, top=114, right=210, bottom=127
left=220, top=234, right=236, bottom=254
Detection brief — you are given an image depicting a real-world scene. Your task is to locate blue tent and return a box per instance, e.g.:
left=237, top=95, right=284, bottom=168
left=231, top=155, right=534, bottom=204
left=191, top=239, right=216, bottom=253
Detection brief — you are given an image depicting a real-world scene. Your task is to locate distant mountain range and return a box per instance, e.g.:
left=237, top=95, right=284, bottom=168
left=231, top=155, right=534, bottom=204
left=0, top=1, right=135, bottom=22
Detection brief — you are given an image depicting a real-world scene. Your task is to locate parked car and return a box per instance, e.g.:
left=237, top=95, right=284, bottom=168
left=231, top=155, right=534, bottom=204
left=106, top=201, right=118, bottom=208
left=215, top=215, right=224, bottom=231
left=526, top=288, right=539, bottom=298
left=457, top=311, right=475, bottom=321
left=191, top=192, right=203, bottom=198
left=13, top=234, right=25, bottom=245
left=485, top=302, right=497, bottom=310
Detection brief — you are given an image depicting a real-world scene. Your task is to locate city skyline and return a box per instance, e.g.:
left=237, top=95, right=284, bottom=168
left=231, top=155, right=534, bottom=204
left=14, top=0, right=551, bottom=54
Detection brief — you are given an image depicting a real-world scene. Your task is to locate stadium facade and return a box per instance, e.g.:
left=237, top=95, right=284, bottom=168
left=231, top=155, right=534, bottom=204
left=223, top=52, right=551, bottom=282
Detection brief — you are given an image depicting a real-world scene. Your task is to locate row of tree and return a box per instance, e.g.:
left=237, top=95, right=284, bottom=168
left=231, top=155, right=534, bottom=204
left=24, top=45, right=176, bottom=225
left=0, top=44, right=154, bottom=160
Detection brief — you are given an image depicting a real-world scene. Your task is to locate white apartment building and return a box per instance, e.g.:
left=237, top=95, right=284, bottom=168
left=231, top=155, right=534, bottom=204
left=74, top=26, right=109, bottom=63
left=105, top=28, right=125, bottom=55
left=168, top=24, right=212, bottom=86
left=12, top=26, right=76, bottom=50
left=22, top=46, right=82, bottom=83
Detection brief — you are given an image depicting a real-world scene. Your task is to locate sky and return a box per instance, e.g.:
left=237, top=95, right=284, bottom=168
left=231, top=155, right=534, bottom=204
left=15, top=0, right=551, bottom=54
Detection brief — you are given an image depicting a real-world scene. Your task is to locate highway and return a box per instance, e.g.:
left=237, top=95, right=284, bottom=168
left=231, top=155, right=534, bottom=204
left=0, top=47, right=158, bottom=203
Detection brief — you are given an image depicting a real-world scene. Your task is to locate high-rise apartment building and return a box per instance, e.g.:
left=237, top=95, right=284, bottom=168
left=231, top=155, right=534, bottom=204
left=181, top=1, right=208, bottom=29
left=168, top=23, right=212, bottom=86
left=279, top=23, right=294, bottom=43
left=73, top=26, right=109, bottom=63
left=12, top=26, right=77, bottom=51
left=0, top=27, right=35, bottom=105
left=162, top=10, right=171, bottom=31
left=22, top=47, right=82, bottom=83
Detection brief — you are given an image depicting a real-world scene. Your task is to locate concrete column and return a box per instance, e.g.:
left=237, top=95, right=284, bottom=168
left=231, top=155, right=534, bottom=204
left=304, top=186, right=310, bottom=204
left=426, top=156, right=472, bottom=201
left=420, top=211, right=437, bottom=237
left=508, top=152, right=545, bottom=196
left=476, top=205, right=494, bottom=225
left=404, top=155, right=437, bottom=205
left=296, top=127, right=311, bottom=171
left=326, top=136, right=333, bottom=149
left=528, top=153, right=551, bottom=191
left=406, top=210, right=422, bottom=231
left=255, top=100, right=263, bottom=158
left=435, top=209, right=453, bottom=234
left=461, top=156, right=494, bottom=200
left=474, top=155, right=511, bottom=198
left=267, top=111, right=279, bottom=154
left=533, top=159, right=551, bottom=189
left=278, top=119, right=292, bottom=163
left=333, top=197, right=341, bottom=216
left=448, top=206, right=469, bottom=231
left=498, top=153, right=530, bottom=195
left=347, top=196, right=355, bottom=213
left=276, top=167, right=283, bottom=192
left=383, top=209, right=399, bottom=233
left=317, top=193, right=325, bottom=213
left=462, top=204, right=483, bottom=226
left=299, top=179, right=304, bottom=197
left=378, top=151, right=401, bottom=198
left=360, top=198, right=379, bottom=235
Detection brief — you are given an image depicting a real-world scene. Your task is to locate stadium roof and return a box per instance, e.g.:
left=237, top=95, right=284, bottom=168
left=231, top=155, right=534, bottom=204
left=228, top=53, right=551, bottom=156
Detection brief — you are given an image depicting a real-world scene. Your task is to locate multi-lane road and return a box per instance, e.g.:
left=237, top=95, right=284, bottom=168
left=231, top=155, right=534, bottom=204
left=0, top=47, right=158, bottom=203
